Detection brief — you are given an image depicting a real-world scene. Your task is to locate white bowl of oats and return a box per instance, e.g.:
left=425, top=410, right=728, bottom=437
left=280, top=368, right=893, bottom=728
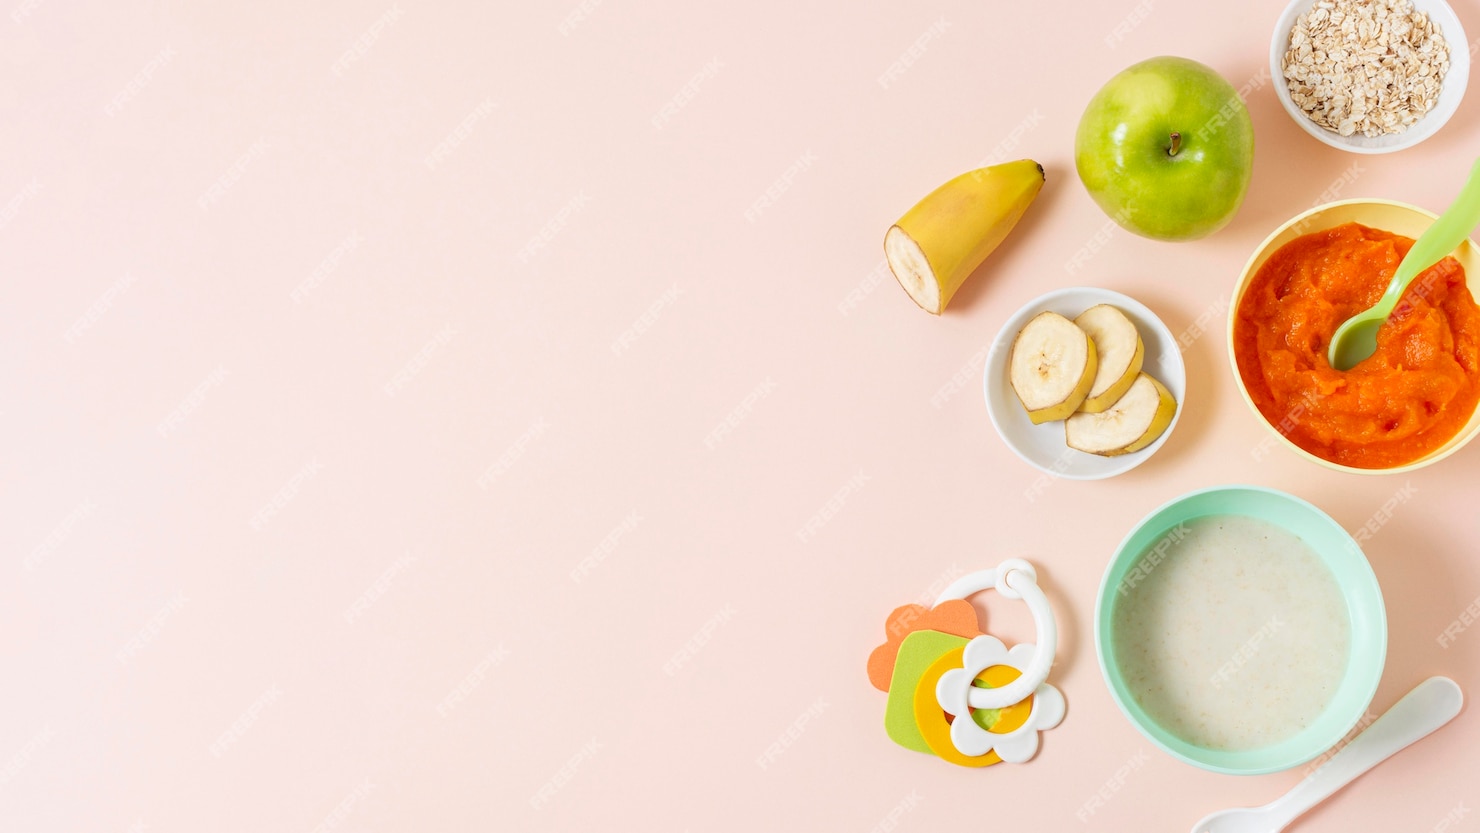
left=1272, top=0, right=1467, bottom=153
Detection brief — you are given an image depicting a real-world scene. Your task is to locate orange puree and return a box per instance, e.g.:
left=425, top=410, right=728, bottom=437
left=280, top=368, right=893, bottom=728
left=1234, top=222, right=1480, bottom=468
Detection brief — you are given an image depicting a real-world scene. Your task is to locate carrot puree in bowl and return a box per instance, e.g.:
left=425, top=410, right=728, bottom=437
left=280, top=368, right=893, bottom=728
left=1234, top=222, right=1480, bottom=469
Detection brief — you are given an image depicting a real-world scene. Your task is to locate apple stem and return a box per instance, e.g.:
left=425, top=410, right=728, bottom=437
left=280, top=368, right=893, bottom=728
left=1168, top=132, right=1182, bottom=157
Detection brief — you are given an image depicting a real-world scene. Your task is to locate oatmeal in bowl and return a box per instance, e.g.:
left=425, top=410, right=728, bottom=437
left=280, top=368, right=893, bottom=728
left=1270, top=0, right=1468, bottom=152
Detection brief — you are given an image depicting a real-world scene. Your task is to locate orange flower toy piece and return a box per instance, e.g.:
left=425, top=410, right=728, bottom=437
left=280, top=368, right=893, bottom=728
left=868, top=559, right=1065, bottom=767
left=866, top=599, right=983, bottom=692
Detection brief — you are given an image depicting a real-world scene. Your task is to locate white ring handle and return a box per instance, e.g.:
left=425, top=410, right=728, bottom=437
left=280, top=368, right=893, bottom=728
left=933, top=558, right=1056, bottom=710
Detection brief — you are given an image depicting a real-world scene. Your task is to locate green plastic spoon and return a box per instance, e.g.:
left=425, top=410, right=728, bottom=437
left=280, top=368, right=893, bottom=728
left=1328, top=158, right=1480, bottom=371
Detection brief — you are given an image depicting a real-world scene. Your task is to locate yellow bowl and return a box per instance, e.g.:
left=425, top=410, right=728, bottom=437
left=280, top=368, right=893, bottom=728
left=1229, top=198, right=1480, bottom=474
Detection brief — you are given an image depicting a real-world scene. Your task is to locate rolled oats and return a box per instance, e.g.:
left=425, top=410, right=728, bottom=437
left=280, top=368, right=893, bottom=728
left=1282, top=0, right=1449, bottom=138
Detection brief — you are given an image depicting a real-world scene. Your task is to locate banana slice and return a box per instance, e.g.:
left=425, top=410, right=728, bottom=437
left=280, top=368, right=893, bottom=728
left=1065, top=373, right=1176, bottom=456
left=1009, top=311, right=1098, bottom=424
left=1074, top=304, right=1145, bottom=413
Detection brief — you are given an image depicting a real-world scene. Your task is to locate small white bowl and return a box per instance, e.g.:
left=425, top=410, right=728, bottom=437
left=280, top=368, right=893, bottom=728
left=983, top=287, right=1186, bottom=480
left=1270, top=0, right=1468, bottom=154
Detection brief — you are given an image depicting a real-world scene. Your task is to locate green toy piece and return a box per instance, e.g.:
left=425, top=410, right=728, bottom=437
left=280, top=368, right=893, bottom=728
left=884, top=630, right=969, bottom=753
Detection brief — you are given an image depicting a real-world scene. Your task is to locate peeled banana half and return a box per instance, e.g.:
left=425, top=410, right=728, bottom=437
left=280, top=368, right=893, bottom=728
left=884, top=160, right=1045, bottom=315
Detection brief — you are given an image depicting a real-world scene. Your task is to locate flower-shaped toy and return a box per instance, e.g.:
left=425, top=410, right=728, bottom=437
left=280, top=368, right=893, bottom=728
left=936, top=635, right=1065, bottom=762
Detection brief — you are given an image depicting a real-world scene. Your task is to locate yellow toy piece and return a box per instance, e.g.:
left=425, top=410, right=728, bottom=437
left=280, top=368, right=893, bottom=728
left=911, top=647, right=1037, bottom=767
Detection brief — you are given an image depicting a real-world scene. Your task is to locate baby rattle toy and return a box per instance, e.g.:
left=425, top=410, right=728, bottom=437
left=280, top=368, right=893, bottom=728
left=867, top=558, right=1064, bottom=767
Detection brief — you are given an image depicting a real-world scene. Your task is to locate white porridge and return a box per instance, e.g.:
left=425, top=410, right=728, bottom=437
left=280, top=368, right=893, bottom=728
left=1112, top=515, right=1351, bottom=750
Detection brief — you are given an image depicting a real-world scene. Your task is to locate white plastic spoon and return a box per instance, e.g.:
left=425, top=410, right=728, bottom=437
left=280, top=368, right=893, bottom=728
left=1191, top=677, right=1463, bottom=833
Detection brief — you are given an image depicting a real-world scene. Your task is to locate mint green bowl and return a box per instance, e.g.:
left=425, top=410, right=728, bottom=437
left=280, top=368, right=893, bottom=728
left=1095, top=485, right=1387, bottom=775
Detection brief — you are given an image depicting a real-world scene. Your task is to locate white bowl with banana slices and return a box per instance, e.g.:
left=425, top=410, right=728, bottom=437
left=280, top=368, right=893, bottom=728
left=983, top=287, right=1185, bottom=480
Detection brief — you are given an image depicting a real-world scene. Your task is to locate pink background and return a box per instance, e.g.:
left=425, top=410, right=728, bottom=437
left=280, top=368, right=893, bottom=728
left=3, top=0, right=1478, bottom=830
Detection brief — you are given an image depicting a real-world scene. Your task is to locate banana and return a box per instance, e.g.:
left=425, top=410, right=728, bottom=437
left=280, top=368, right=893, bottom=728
left=1065, top=372, right=1176, bottom=456
left=884, top=159, right=1045, bottom=314
left=1074, top=304, right=1144, bottom=413
left=1009, top=311, right=1098, bottom=424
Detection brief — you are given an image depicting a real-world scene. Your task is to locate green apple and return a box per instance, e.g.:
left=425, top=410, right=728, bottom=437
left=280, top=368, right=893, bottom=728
left=1075, top=56, right=1254, bottom=241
